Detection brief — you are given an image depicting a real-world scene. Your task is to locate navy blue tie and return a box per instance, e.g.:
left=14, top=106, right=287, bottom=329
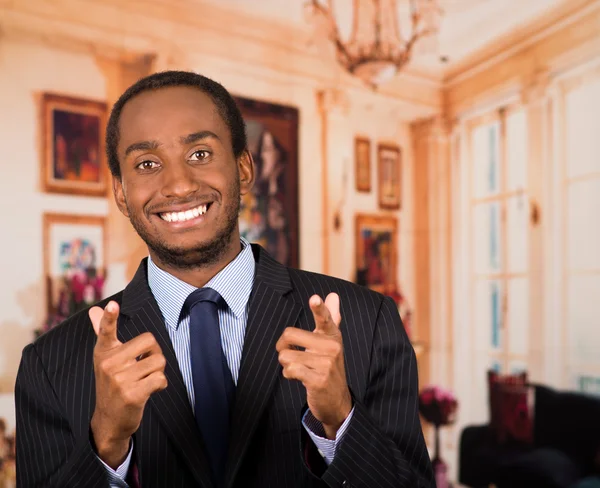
left=183, top=288, right=234, bottom=487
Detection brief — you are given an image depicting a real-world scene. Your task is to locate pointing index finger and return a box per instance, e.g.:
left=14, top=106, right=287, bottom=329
left=89, top=300, right=121, bottom=348
left=310, top=293, right=341, bottom=335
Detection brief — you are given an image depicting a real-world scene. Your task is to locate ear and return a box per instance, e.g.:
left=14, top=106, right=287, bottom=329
left=238, top=149, right=255, bottom=196
left=112, top=176, right=130, bottom=217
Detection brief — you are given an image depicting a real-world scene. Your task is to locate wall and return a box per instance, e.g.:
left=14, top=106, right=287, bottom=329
left=0, top=39, right=107, bottom=428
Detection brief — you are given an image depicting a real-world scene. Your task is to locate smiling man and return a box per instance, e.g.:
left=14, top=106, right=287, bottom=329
left=15, top=71, right=434, bottom=488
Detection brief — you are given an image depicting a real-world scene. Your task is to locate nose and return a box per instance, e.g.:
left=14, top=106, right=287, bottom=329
left=160, top=162, right=200, bottom=199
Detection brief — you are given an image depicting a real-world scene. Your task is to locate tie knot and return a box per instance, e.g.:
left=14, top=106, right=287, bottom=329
left=182, top=287, right=223, bottom=316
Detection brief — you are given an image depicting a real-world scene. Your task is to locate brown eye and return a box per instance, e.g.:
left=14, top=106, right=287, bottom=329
left=136, top=160, right=159, bottom=170
left=189, top=150, right=210, bottom=161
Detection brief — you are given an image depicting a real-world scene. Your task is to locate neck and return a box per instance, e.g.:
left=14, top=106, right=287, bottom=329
left=149, top=232, right=243, bottom=288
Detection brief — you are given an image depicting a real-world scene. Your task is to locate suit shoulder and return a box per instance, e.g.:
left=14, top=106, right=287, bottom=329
left=287, top=267, right=386, bottom=308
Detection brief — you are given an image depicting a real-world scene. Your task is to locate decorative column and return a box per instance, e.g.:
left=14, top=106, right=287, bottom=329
left=95, top=52, right=155, bottom=293
left=520, top=69, right=551, bottom=383
left=316, top=88, right=351, bottom=279
left=410, top=116, right=452, bottom=390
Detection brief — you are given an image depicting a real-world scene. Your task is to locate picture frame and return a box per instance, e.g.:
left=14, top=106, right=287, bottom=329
left=234, top=95, right=300, bottom=268
left=354, top=136, right=371, bottom=192
left=355, top=213, right=398, bottom=293
left=43, top=213, right=107, bottom=315
left=377, top=143, right=402, bottom=210
left=41, top=93, right=108, bottom=197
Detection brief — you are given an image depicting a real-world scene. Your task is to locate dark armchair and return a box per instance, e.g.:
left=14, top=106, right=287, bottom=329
left=459, top=384, right=600, bottom=488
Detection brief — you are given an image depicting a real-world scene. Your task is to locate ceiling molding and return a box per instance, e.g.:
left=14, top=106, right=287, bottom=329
left=443, top=0, right=600, bottom=118
left=444, top=0, right=599, bottom=85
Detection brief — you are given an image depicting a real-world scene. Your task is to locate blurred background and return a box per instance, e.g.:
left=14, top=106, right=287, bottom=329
left=1, top=0, right=599, bottom=486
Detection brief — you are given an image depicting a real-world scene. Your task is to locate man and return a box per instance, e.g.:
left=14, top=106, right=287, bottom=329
left=15, top=71, right=433, bottom=488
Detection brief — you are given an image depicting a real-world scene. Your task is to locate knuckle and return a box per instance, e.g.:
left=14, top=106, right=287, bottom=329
left=278, top=350, right=291, bottom=363
left=141, top=332, right=156, bottom=348
left=325, top=357, right=336, bottom=370
left=316, top=375, right=328, bottom=390
left=97, top=358, right=113, bottom=374
left=113, top=371, right=126, bottom=386
left=122, top=391, right=137, bottom=407
left=329, top=342, right=342, bottom=356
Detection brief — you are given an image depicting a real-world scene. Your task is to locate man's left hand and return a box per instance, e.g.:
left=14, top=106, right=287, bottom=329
left=276, top=293, right=352, bottom=440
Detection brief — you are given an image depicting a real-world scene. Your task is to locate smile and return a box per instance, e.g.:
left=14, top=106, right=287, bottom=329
left=159, top=203, right=212, bottom=223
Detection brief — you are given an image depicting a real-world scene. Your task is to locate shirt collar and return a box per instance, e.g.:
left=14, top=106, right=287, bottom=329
left=147, top=238, right=255, bottom=330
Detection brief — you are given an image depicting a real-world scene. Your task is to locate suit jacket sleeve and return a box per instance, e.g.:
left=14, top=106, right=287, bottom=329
left=304, top=295, right=435, bottom=488
left=15, top=342, right=111, bottom=488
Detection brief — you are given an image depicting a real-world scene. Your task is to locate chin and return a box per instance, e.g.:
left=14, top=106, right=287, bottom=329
left=148, top=229, right=237, bottom=270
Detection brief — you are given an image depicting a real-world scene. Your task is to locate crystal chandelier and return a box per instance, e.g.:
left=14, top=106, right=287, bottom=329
left=305, top=0, right=443, bottom=88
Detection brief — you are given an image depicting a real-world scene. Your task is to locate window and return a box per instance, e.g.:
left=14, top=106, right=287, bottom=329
left=563, top=77, right=600, bottom=392
left=469, top=108, right=529, bottom=420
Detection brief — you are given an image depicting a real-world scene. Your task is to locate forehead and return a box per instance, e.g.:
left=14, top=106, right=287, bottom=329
left=118, top=86, right=230, bottom=146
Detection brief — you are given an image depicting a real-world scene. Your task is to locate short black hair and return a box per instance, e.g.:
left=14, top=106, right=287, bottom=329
left=105, top=70, right=247, bottom=179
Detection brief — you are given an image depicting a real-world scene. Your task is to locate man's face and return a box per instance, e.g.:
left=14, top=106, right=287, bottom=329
left=113, top=86, right=254, bottom=269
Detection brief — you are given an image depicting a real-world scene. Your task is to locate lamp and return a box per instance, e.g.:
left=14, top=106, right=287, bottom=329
left=305, top=0, right=443, bottom=88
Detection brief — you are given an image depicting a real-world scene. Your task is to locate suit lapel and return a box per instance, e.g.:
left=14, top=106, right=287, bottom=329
left=225, top=246, right=302, bottom=488
left=119, top=261, right=214, bottom=488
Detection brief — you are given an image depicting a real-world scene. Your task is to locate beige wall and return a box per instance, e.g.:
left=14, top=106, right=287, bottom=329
left=0, top=41, right=108, bottom=397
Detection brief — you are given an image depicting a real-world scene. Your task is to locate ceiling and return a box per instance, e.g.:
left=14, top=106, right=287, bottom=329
left=206, top=0, right=568, bottom=75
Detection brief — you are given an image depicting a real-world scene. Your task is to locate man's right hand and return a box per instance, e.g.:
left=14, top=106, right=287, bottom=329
left=89, top=300, right=168, bottom=469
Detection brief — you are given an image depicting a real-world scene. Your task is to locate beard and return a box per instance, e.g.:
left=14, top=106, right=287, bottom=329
left=127, top=180, right=241, bottom=270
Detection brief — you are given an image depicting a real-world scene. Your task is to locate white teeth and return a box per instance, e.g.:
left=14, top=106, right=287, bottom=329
left=160, top=204, right=210, bottom=223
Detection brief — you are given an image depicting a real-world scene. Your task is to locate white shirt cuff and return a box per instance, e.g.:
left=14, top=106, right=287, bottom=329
left=301, top=406, right=355, bottom=465
left=97, top=439, right=133, bottom=488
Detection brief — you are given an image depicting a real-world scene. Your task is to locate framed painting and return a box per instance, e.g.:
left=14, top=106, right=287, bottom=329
left=41, top=93, right=108, bottom=197
left=235, top=95, right=299, bottom=268
left=355, top=214, right=398, bottom=293
left=43, top=213, right=107, bottom=317
left=377, top=143, right=402, bottom=210
left=355, top=136, right=371, bottom=192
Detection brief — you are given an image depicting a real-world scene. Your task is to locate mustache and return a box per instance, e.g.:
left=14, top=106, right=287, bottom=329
left=144, top=193, right=220, bottom=214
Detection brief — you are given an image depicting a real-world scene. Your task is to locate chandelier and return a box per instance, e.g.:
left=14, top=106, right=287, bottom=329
left=305, top=0, right=443, bottom=88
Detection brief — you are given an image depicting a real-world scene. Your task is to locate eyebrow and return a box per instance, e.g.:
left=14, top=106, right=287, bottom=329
left=124, top=140, right=161, bottom=157
left=180, top=131, right=221, bottom=145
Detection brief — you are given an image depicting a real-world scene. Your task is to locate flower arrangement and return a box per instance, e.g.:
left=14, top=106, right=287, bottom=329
left=419, top=386, right=458, bottom=488
left=419, top=385, right=458, bottom=427
left=37, top=267, right=105, bottom=337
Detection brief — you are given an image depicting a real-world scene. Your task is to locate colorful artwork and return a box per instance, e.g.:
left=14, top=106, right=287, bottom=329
left=355, top=214, right=398, bottom=293
left=235, top=96, right=299, bottom=268
left=41, top=93, right=108, bottom=196
left=377, top=144, right=402, bottom=210
left=355, top=137, right=371, bottom=192
left=43, top=214, right=106, bottom=318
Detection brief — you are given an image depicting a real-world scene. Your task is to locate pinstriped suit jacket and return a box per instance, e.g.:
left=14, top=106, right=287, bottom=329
left=15, top=244, right=434, bottom=488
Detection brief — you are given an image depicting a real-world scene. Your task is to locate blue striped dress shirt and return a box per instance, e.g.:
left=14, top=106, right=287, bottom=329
left=103, top=238, right=353, bottom=487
